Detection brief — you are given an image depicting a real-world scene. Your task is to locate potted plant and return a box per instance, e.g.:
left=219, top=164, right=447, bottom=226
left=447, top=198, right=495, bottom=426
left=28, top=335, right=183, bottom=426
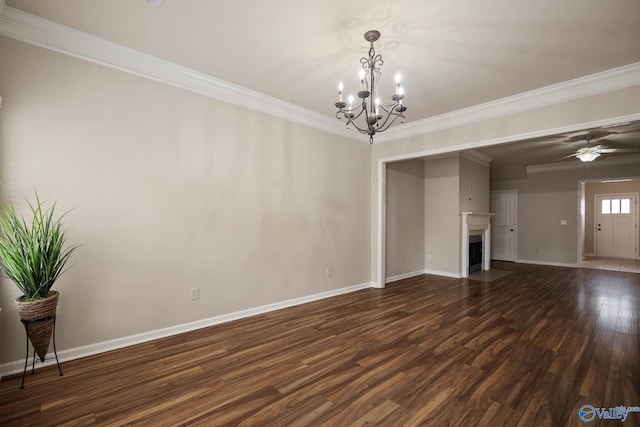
left=0, top=192, right=78, bottom=362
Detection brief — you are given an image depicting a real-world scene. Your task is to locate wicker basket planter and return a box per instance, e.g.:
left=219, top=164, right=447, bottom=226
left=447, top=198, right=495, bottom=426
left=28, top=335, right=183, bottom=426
left=15, top=291, right=60, bottom=362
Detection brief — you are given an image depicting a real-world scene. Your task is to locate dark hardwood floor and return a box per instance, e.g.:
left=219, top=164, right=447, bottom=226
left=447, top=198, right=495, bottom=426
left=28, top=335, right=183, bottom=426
left=1, top=262, right=638, bottom=426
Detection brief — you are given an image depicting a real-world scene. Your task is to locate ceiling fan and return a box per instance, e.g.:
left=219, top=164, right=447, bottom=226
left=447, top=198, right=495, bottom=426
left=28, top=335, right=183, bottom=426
left=561, top=137, right=638, bottom=162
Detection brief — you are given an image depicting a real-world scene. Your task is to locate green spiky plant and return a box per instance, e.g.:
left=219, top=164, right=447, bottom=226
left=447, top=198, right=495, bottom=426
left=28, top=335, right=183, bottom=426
left=0, top=192, right=78, bottom=300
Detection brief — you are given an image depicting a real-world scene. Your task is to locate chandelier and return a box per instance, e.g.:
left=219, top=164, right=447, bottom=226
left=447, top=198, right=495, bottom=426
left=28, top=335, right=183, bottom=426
left=334, top=30, right=407, bottom=144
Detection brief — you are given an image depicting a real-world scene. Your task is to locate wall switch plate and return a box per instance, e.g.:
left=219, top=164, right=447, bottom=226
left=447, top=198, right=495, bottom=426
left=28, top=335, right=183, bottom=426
left=326, top=267, right=333, bottom=277
left=560, top=219, right=567, bottom=225
left=190, top=287, right=199, bottom=300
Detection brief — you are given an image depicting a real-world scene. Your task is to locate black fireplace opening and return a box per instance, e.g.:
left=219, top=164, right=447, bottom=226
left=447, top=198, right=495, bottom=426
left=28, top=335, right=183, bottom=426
left=469, top=235, right=482, bottom=274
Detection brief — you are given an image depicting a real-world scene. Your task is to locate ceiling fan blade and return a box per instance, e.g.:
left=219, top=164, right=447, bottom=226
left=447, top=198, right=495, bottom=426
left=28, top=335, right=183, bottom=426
left=593, top=140, right=638, bottom=147
left=555, top=153, right=578, bottom=161
left=598, top=148, right=638, bottom=154
left=562, top=130, right=614, bottom=143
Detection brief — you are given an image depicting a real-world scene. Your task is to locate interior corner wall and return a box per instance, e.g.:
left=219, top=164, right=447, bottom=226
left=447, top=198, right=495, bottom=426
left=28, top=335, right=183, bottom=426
left=491, top=163, right=640, bottom=265
left=0, top=36, right=371, bottom=365
left=584, top=179, right=640, bottom=256
left=385, top=159, right=425, bottom=279
left=424, top=156, right=460, bottom=275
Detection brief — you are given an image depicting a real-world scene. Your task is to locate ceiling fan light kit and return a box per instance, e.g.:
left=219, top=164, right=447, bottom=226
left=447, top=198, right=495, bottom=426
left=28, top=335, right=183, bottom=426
left=576, top=149, right=601, bottom=162
left=334, top=30, right=407, bottom=144
left=564, top=133, right=639, bottom=163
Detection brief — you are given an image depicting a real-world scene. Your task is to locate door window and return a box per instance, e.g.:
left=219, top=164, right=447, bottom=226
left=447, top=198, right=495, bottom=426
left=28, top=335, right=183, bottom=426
left=601, top=198, right=631, bottom=215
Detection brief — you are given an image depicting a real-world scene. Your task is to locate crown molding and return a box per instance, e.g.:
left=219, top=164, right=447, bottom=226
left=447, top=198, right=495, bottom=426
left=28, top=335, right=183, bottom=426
left=0, top=2, right=639, bottom=145
left=0, top=3, right=359, bottom=141
left=417, top=151, right=492, bottom=167
left=526, top=153, right=640, bottom=175
left=375, top=62, right=640, bottom=143
left=460, top=150, right=492, bottom=167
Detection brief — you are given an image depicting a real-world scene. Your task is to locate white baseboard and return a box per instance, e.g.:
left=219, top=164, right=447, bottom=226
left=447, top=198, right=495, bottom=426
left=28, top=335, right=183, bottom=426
left=385, top=269, right=426, bottom=283
left=424, top=269, right=462, bottom=279
left=0, top=281, right=375, bottom=379
left=515, top=259, right=579, bottom=268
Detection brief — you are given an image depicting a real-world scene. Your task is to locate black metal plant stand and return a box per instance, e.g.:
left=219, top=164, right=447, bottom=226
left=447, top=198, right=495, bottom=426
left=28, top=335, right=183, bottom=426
left=20, top=315, right=63, bottom=389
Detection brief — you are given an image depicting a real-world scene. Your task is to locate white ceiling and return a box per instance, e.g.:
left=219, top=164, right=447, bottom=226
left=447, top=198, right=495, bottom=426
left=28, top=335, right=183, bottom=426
left=6, top=0, right=640, bottom=124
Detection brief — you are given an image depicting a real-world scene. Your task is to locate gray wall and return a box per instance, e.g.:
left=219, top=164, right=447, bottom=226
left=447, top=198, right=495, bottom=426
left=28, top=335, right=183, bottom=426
left=0, top=36, right=371, bottom=364
left=422, top=155, right=489, bottom=276
left=385, top=160, right=425, bottom=278
left=424, top=156, right=460, bottom=275
left=491, top=163, right=640, bottom=264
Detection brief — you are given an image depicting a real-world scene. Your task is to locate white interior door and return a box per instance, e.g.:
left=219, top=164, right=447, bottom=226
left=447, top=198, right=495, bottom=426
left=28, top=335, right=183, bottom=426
left=491, top=190, right=517, bottom=261
left=595, top=194, right=637, bottom=259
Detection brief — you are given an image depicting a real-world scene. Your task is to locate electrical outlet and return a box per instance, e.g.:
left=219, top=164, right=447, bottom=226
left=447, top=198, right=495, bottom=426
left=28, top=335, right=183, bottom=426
left=190, top=287, right=199, bottom=300
left=326, top=267, right=333, bottom=277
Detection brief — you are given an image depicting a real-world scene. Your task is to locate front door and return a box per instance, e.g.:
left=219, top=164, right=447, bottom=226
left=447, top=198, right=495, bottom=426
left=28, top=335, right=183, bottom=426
left=595, top=194, right=637, bottom=259
left=491, top=190, right=517, bottom=261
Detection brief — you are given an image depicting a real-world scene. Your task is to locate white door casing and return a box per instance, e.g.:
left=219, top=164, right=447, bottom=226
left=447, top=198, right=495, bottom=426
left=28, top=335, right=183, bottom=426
left=491, top=190, right=517, bottom=261
left=595, top=193, right=637, bottom=259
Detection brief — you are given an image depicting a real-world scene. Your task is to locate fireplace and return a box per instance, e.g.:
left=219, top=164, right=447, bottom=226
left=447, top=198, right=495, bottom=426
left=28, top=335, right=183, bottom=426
left=460, top=212, right=495, bottom=278
left=468, top=235, right=483, bottom=274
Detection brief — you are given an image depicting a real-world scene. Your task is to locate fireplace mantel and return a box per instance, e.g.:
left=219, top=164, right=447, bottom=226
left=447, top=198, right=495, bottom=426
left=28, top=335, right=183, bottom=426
left=460, top=212, right=496, bottom=278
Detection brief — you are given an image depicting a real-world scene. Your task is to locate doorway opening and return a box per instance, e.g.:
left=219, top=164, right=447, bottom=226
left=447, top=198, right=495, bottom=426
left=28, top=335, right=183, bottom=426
left=578, top=178, right=640, bottom=273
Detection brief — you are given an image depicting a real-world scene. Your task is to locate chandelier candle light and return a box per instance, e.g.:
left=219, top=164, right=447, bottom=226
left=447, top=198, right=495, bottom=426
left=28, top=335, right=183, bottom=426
left=335, top=30, right=407, bottom=144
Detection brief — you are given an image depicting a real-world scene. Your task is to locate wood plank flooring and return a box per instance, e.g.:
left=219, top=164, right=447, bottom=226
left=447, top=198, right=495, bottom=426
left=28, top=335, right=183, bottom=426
left=1, top=262, right=639, bottom=426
